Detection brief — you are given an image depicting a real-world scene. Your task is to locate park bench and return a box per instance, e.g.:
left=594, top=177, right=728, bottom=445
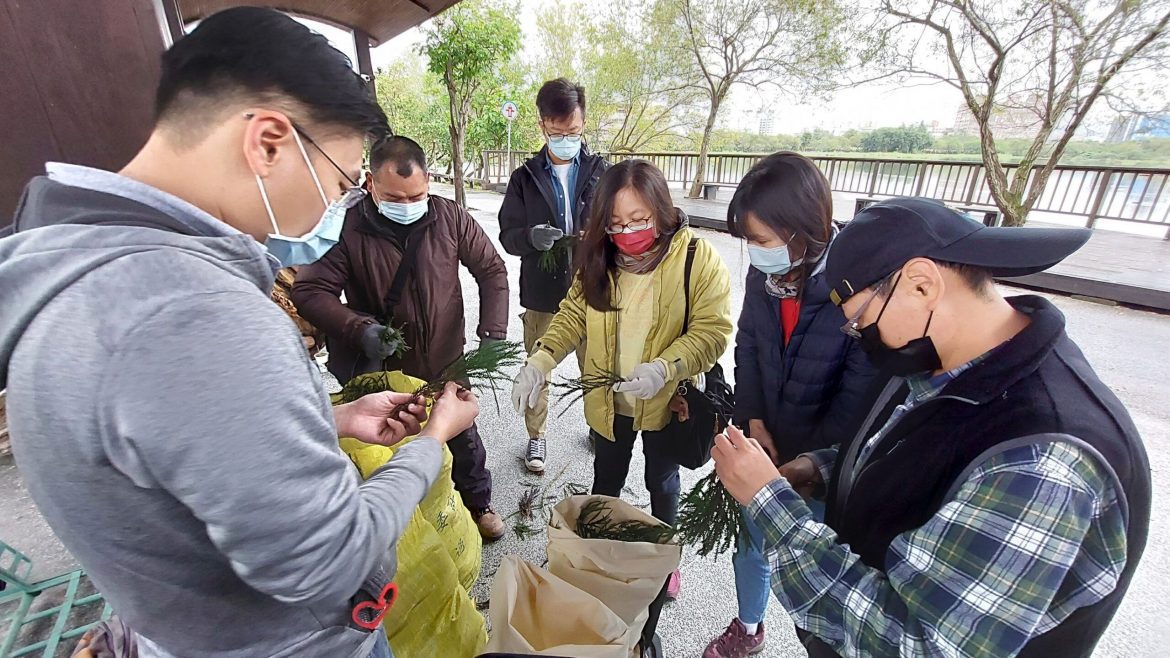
left=854, top=196, right=1002, bottom=227
left=700, top=182, right=737, bottom=201
left=1, top=541, right=112, bottom=657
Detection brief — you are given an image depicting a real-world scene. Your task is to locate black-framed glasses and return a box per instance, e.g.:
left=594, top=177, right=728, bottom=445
left=290, top=122, right=366, bottom=209
left=605, top=217, right=654, bottom=235
left=840, top=272, right=901, bottom=339
left=291, top=123, right=360, bottom=188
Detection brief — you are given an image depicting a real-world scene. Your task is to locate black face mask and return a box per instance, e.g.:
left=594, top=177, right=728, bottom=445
left=857, top=274, right=942, bottom=376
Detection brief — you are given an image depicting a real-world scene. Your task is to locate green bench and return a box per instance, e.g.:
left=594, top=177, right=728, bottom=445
left=1, top=541, right=112, bottom=657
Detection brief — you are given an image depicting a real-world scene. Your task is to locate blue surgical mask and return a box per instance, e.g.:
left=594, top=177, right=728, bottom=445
left=747, top=243, right=803, bottom=275
left=379, top=199, right=429, bottom=225
left=375, top=194, right=429, bottom=225
left=547, top=134, right=582, bottom=161
left=258, top=131, right=362, bottom=267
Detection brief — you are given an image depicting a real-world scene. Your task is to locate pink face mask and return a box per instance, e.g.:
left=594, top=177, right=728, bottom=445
left=610, top=227, right=657, bottom=255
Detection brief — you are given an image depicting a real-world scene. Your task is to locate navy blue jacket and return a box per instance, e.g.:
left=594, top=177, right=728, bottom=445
left=733, top=264, right=881, bottom=463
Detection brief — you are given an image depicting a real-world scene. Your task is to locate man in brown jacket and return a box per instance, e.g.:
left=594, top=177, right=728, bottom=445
left=293, top=136, right=508, bottom=540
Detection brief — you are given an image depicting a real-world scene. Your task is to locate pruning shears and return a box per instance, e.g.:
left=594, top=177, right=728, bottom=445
left=351, top=582, right=398, bottom=630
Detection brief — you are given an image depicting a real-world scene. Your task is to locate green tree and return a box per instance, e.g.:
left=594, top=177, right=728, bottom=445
left=374, top=57, right=450, bottom=166
left=874, top=0, right=1170, bottom=226
left=859, top=125, right=933, bottom=153
left=422, top=1, right=521, bottom=207
left=531, top=0, right=705, bottom=153
left=465, top=59, right=543, bottom=175
left=656, top=0, right=847, bottom=197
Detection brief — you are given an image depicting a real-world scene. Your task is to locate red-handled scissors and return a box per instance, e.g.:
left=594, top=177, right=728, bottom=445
left=351, top=582, right=398, bottom=630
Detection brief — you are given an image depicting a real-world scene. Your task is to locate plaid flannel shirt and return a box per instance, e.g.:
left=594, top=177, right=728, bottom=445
left=760, top=398, right=1128, bottom=656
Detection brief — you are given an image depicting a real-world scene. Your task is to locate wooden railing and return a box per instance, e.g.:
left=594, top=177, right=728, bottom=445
left=480, top=150, right=1170, bottom=235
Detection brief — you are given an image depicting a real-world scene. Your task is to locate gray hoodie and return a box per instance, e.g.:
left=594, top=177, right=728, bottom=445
left=0, top=165, right=441, bottom=657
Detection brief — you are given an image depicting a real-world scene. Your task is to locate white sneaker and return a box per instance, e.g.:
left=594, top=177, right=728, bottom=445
left=525, top=437, right=546, bottom=474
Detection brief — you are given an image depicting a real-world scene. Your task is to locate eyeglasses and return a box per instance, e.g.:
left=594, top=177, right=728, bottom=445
left=605, top=218, right=654, bottom=235
left=840, top=272, right=901, bottom=339
left=840, top=287, right=883, bottom=339
left=292, top=122, right=366, bottom=207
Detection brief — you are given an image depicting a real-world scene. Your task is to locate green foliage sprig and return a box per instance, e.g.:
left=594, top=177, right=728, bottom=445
left=574, top=499, right=677, bottom=544
left=676, top=471, right=742, bottom=558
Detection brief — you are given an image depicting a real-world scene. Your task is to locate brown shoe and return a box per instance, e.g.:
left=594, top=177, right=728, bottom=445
left=473, top=506, right=506, bottom=541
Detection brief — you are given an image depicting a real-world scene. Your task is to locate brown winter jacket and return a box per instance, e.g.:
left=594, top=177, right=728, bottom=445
left=292, top=194, right=509, bottom=384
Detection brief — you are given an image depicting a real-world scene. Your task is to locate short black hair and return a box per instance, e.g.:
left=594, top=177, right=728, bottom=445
left=938, top=262, right=995, bottom=296
left=875, top=261, right=994, bottom=297
left=369, top=136, right=427, bottom=177
left=156, top=7, right=388, bottom=139
left=536, top=78, right=586, bottom=121
left=728, top=152, right=832, bottom=261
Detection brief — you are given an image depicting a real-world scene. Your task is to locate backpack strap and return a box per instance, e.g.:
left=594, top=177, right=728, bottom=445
left=379, top=225, right=428, bottom=322
left=682, top=237, right=699, bottom=334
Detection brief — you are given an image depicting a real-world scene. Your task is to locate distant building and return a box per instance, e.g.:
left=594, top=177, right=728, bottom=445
left=1108, top=113, right=1170, bottom=142
left=953, top=93, right=1078, bottom=141
left=953, top=100, right=1040, bottom=139
left=758, top=113, right=775, bottom=136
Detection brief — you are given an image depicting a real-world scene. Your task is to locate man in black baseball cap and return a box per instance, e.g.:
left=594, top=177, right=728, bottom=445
left=710, top=197, right=1151, bottom=657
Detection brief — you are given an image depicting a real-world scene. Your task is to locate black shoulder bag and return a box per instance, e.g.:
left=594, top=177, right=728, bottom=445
left=660, top=238, right=735, bottom=470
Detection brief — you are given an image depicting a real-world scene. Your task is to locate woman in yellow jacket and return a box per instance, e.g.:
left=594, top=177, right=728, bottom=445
left=512, top=159, right=733, bottom=598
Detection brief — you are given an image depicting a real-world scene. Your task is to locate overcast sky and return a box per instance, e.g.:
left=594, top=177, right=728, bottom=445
left=305, top=12, right=967, bottom=136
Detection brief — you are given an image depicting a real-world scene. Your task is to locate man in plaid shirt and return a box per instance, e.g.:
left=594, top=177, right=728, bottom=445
left=713, top=198, right=1150, bottom=658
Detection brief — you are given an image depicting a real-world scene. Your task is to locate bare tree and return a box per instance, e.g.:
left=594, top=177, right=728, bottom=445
left=534, top=0, right=705, bottom=153
left=876, top=0, right=1170, bottom=226
left=658, top=0, right=846, bottom=198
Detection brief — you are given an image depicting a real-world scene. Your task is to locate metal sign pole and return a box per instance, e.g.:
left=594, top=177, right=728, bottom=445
left=501, top=100, right=517, bottom=171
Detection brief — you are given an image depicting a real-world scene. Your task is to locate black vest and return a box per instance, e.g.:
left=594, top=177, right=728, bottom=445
left=813, top=296, right=1150, bottom=658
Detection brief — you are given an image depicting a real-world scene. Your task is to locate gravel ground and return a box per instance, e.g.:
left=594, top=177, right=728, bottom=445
left=444, top=184, right=1170, bottom=658
left=1, top=183, right=1166, bottom=657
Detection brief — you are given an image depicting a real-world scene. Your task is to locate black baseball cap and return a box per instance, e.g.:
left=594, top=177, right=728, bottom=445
left=826, top=197, right=1091, bottom=306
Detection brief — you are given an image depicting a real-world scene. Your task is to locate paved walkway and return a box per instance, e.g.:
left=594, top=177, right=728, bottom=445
left=1, top=183, right=1166, bottom=657
left=447, top=183, right=1170, bottom=657
left=673, top=191, right=1170, bottom=311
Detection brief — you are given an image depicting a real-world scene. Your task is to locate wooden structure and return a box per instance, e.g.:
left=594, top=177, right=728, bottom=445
left=0, top=0, right=461, bottom=223
left=483, top=150, right=1170, bottom=238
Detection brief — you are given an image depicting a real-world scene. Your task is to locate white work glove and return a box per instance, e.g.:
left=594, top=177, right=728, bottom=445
left=512, top=364, right=547, bottom=412
left=612, top=361, right=669, bottom=400
left=529, top=224, right=564, bottom=251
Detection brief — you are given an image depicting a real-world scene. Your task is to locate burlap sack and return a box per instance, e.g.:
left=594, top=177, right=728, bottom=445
left=485, top=556, right=633, bottom=658
left=547, top=495, right=681, bottom=625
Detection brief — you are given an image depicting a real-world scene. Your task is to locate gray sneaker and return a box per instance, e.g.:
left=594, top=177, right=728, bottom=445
left=525, top=437, right=546, bottom=474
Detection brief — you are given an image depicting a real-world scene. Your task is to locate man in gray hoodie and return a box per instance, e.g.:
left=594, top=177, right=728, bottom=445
left=0, top=8, right=479, bottom=658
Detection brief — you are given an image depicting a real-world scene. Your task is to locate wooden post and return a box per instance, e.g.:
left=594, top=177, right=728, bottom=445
left=160, top=0, right=185, bottom=44
left=913, top=163, right=929, bottom=196
left=353, top=28, right=374, bottom=92
left=963, top=164, right=981, bottom=205
left=0, top=0, right=164, bottom=222
left=1085, top=169, right=1113, bottom=230
left=866, top=161, right=883, bottom=195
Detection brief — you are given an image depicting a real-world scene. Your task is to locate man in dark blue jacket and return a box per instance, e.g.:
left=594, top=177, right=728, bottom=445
left=714, top=197, right=1150, bottom=658
left=705, top=152, right=882, bottom=658
left=498, top=78, right=609, bottom=474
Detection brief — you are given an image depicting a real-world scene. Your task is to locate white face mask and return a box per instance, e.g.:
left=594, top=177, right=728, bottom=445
left=257, top=130, right=364, bottom=267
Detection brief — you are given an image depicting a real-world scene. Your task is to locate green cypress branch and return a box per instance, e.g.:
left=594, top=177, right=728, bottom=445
left=574, top=499, right=677, bottom=544
left=537, top=235, right=578, bottom=273
left=676, top=471, right=742, bottom=558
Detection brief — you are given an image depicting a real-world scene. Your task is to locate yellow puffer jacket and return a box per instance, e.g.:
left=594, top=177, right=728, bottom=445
left=530, top=227, right=733, bottom=441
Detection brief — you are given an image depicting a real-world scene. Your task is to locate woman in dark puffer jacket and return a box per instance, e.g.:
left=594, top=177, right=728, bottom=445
left=702, top=153, right=883, bottom=658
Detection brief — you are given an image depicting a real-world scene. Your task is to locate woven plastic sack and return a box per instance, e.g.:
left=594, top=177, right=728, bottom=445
left=335, top=371, right=482, bottom=590
left=385, top=512, right=487, bottom=657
